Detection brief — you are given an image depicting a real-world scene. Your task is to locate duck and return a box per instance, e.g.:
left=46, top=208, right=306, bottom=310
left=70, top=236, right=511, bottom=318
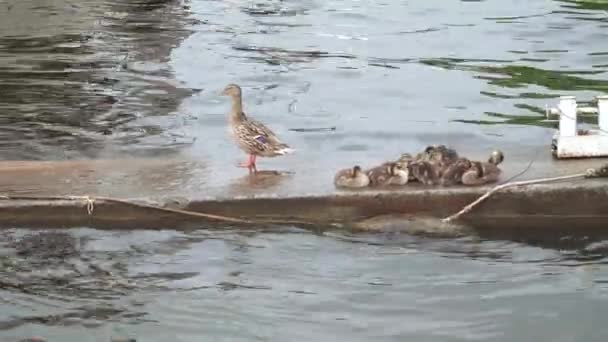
left=408, top=160, right=441, bottom=185
left=222, top=83, right=294, bottom=173
left=394, top=153, right=418, bottom=181
left=406, top=145, right=459, bottom=185
left=366, top=162, right=410, bottom=187
left=439, top=158, right=474, bottom=186
left=421, top=144, right=459, bottom=166
left=334, top=165, right=370, bottom=188
left=461, top=150, right=504, bottom=185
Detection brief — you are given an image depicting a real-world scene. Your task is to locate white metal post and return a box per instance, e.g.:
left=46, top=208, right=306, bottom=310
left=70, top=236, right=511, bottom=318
left=558, top=96, right=577, bottom=137
left=598, top=95, right=608, bottom=134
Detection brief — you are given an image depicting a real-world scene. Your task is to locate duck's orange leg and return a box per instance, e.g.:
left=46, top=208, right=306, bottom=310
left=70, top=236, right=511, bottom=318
left=238, top=154, right=258, bottom=173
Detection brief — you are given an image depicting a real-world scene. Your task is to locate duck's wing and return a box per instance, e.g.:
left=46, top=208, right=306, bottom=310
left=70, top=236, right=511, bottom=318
left=461, top=170, right=485, bottom=185
left=440, top=158, right=470, bottom=185
left=366, top=166, right=390, bottom=185
left=333, top=168, right=351, bottom=184
left=235, top=116, right=290, bottom=153
left=410, top=161, right=440, bottom=185
left=481, top=163, right=501, bottom=182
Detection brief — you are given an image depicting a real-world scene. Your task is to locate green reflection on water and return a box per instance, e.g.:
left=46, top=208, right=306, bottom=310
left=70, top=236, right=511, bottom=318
left=453, top=110, right=599, bottom=128
left=421, top=58, right=608, bottom=92
left=558, top=0, right=608, bottom=10
left=422, top=55, right=607, bottom=128
left=452, top=112, right=557, bottom=128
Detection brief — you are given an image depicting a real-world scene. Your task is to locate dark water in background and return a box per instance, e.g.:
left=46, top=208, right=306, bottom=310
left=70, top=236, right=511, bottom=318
left=1, top=0, right=608, bottom=341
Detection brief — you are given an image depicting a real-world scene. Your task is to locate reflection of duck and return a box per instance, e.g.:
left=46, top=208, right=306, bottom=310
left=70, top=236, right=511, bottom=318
left=367, top=162, right=410, bottom=187
left=222, top=84, right=294, bottom=173
left=461, top=150, right=504, bottom=185
left=229, top=170, right=293, bottom=194
left=334, top=165, right=370, bottom=188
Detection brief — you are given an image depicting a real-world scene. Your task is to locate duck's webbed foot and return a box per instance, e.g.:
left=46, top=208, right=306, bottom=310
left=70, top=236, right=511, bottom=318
left=238, top=154, right=258, bottom=173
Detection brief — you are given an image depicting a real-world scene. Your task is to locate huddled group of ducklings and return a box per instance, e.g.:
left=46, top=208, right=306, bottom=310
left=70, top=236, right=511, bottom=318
left=334, top=145, right=505, bottom=189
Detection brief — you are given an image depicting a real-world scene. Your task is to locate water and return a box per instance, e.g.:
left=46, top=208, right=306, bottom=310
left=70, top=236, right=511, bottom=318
left=1, top=0, right=608, bottom=340
left=2, top=228, right=608, bottom=341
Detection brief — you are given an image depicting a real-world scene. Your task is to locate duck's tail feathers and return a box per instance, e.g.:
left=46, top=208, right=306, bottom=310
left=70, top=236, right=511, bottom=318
left=276, top=146, right=295, bottom=155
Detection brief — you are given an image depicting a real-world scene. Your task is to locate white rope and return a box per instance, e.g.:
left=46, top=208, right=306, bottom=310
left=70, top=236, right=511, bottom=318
left=65, top=195, right=95, bottom=215
left=442, top=167, right=605, bottom=223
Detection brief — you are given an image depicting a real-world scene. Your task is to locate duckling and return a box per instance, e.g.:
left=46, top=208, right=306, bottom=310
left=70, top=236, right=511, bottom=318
left=461, top=150, right=504, bottom=185
left=408, top=160, right=441, bottom=185
left=394, top=153, right=418, bottom=181
left=421, top=144, right=459, bottom=166
left=222, top=83, right=294, bottom=173
left=367, top=162, right=410, bottom=187
left=334, top=165, right=370, bottom=188
left=440, top=158, right=474, bottom=186
left=395, top=145, right=460, bottom=185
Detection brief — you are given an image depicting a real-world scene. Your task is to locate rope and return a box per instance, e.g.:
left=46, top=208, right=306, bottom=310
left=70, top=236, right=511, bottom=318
left=441, top=165, right=608, bottom=223
left=0, top=195, right=252, bottom=224
left=0, top=194, right=326, bottom=227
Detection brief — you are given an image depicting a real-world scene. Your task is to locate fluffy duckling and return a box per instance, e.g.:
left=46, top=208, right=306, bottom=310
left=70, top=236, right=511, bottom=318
left=395, top=153, right=418, bottom=181
left=222, top=83, right=294, bottom=173
left=461, top=150, right=504, bottom=185
left=334, top=165, right=370, bottom=189
left=367, top=162, right=410, bottom=187
left=440, top=158, right=474, bottom=186
left=421, top=144, right=459, bottom=166
left=408, top=160, right=441, bottom=185
left=395, top=145, right=461, bottom=185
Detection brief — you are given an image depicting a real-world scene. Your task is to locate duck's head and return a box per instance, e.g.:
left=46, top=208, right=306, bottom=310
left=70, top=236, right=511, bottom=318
left=397, top=153, right=413, bottom=162
left=424, top=145, right=440, bottom=153
left=488, top=150, right=504, bottom=165
left=351, top=165, right=363, bottom=177
left=387, top=162, right=408, bottom=176
left=396, top=153, right=413, bottom=167
left=424, top=145, right=456, bottom=162
left=221, top=83, right=242, bottom=97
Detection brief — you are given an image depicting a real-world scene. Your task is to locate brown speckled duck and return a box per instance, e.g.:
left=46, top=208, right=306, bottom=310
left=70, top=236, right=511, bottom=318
left=334, top=165, right=370, bottom=188
left=222, top=83, right=294, bottom=172
left=366, top=162, right=410, bottom=187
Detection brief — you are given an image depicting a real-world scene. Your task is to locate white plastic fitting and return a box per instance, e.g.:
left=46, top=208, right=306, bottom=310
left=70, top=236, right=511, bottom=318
left=598, top=95, right=608, bottom=134
left=558, top=96, right=577, bottom=137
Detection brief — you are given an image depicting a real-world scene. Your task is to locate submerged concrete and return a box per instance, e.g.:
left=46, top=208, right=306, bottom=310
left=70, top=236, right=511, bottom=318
left=1, top=143, right=608, bottom=231
left=1, top=156, right=607, bottom=231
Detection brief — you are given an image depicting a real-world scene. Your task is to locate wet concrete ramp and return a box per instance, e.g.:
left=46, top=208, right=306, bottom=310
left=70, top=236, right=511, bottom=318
left=1, top=170, right=607, bottom=231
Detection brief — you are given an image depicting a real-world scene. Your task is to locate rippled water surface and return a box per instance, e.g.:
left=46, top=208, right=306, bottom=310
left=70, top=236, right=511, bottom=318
left=2, top=0, right=608, bottom=340
left=3, top=227, right=608, bottom=341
